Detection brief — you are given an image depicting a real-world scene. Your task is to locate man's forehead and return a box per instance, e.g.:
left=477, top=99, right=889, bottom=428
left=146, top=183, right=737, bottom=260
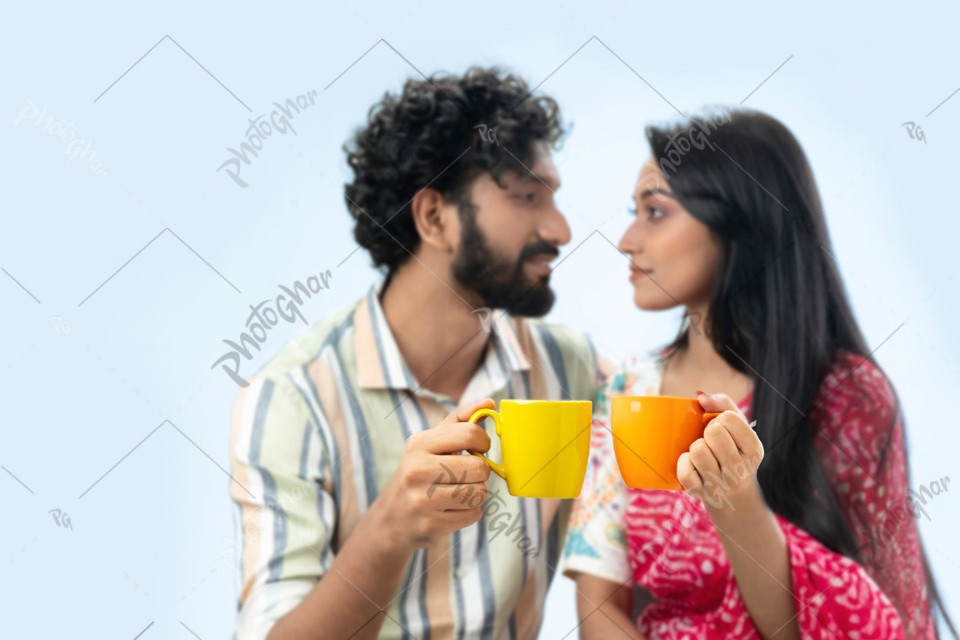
left=510, top=144, right=560, bottom=190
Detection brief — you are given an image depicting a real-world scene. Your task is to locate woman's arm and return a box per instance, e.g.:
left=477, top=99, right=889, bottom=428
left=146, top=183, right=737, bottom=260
left=706, top=487, right=799, bottom=640
left=812, top=355, right=936, bottom=637
left=685, top=388, right=910, bottom=640
left=679, top=392, right=800, bottom=639
left=573, top=574, right=646, bottom=640
left=561, top=376, right=648, bottom=640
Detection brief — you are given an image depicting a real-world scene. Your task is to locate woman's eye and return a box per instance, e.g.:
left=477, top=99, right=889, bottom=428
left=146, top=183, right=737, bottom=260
left=648, top=206, right=667, bottom=220
left=514, top=193, right=536, bottom=203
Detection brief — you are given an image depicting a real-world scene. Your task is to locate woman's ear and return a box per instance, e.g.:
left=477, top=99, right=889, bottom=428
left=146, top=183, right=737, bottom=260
left=411, top=187, right=458, bottom=253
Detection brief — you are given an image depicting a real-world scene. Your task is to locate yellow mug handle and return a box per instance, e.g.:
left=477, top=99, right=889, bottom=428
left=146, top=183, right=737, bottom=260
left=467, top=408, right=507, bottom=480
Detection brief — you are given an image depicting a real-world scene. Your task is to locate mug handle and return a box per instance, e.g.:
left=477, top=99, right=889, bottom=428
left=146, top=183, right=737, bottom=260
left=701, top=411, right=722, bottom=427
left=467, top=408, right=507, bottom=480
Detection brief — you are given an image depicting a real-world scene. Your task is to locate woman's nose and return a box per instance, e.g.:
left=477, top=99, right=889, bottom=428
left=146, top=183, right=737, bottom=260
left=618, top=221, right=642, bottom=254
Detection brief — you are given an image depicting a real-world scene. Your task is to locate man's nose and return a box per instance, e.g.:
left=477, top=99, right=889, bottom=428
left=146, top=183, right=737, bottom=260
left=539, top=203, right=571, bottom=248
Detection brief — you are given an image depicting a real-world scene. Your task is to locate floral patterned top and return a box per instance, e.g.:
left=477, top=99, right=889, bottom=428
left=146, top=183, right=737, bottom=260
left=560, top=353, right=935, bottom=639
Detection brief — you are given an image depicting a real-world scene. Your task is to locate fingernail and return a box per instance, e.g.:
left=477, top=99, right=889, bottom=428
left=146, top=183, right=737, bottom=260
left=748, top=420, right=757, bottom=430
left=697, top=390, right=715, bottom=398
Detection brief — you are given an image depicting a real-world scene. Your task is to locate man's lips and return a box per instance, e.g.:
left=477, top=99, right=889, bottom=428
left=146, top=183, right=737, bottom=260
left=525, top=253, right=557, bottom=275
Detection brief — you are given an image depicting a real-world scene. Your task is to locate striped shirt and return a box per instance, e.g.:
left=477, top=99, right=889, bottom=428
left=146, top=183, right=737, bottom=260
left=229, top=282, right=599, bottom=639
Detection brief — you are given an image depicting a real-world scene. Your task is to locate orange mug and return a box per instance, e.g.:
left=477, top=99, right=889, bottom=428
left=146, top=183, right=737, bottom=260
left=611, top=396, right=720, bottom=491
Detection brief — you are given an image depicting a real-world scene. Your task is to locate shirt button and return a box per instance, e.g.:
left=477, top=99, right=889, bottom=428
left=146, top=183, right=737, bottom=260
left=455, top=567, right=467, bottom=579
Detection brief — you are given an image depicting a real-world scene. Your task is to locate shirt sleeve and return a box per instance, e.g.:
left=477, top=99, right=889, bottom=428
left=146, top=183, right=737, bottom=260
left=809, top=354, right=936, bottom=638
left=768, top=514, right=907, bottom=639
left=679, top=354, right=918, bottom=639
left=229, top=372, right=336, bottom=640
left=560, top=374, right=632, bottom=585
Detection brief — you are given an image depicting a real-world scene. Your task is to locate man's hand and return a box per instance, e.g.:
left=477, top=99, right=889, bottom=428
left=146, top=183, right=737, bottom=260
left=374, top=398, right=495, bottom=554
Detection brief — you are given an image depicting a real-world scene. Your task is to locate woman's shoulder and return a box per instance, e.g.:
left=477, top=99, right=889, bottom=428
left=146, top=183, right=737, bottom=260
left=815, top=351, right=898, bottom=417
left=812, top=351, right=902, bottom=466
left=595, top=354, right=665, bottom=416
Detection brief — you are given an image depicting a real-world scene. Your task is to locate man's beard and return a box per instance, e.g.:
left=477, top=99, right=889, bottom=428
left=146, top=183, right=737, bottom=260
left=451, top=208, right=558, bottom=317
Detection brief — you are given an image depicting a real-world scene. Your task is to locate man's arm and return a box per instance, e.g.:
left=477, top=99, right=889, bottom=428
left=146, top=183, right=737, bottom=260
left=261, top=399, right=495, bottom=640
left=264, top=497, right=412, bottom=640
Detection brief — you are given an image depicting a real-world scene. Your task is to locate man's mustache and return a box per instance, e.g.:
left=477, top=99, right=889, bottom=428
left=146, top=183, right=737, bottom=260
left=518, top=242, right=560, bottom=262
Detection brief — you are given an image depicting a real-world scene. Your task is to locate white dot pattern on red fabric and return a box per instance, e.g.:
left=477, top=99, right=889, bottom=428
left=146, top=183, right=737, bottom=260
left=609, top=353, right=933, bottom=639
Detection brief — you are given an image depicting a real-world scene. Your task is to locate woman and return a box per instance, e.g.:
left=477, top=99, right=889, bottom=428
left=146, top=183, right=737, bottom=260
left=561, top=108, right=955, bottom=639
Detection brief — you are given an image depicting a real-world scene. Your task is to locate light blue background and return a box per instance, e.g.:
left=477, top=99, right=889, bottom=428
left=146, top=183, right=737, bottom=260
left=2, top=1, right=958, bottom=637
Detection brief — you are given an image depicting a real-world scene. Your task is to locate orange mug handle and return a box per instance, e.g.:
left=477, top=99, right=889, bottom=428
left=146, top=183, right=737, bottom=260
left=701, top=411, right=722, bottom=427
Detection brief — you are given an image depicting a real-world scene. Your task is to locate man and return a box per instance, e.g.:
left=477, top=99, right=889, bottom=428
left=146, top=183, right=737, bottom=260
left=230, top=67, right=600, bottom=639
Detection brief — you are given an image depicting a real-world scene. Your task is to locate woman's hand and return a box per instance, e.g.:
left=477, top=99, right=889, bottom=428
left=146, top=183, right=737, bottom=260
left=677, top=392, right=800, bottom=639
left=677, top=391, right=764, bottom=513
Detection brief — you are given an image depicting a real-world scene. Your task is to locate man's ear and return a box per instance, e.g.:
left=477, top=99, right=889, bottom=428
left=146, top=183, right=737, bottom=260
left=411, top=187, right=457, bottom=253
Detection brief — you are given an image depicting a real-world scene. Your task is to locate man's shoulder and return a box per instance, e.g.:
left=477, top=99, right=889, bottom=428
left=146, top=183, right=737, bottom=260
left=251, top=299, right=360, bottom=384
left=519, top=317, right=593, bottom=353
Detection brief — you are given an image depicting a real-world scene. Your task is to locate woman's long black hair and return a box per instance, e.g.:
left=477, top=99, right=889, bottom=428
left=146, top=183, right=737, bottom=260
left=646, top=107, right=955, bottom=637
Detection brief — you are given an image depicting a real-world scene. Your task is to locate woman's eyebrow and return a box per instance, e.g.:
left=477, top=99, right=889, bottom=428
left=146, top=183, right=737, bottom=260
left=638, top=187, right=677, bottom=200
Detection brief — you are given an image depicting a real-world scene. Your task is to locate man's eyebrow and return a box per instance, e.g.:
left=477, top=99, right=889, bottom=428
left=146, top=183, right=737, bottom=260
left=516, top=171, right=560, bottom=191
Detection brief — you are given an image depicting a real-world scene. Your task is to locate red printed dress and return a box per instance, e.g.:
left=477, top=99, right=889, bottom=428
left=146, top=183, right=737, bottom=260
left=560, top=353, right=934, bottom=639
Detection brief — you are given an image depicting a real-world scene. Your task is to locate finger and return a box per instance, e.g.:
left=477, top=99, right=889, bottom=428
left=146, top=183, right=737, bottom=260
left=677, top=452, right=702, bottom=493
left=702, top=421, right=741, bottom=472
left=422, top=422, right=492, bottom=455
left=427, top=483, right=489, bottom=510
left=429, top=454, right=491, bottom=484
left=697, top=390, right=740, bottom=414
left=713, top=410, right=763, bottom=459
left=440, top=397, right=496, bottom=427
left=439, top=506, right=484, bottom=530
left=689, top=438, right=721, bottom=482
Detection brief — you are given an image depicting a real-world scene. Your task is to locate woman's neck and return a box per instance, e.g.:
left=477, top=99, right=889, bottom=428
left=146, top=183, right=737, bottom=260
left=661, top=310, right=754, bottom=403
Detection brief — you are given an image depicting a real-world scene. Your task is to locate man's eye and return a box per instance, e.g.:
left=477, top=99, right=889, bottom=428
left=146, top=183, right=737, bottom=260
left=514, top=193, right=536, bottom=203
left=627, top=206, right=637, bottom=216
left=648, top=207, right=667, bottom=220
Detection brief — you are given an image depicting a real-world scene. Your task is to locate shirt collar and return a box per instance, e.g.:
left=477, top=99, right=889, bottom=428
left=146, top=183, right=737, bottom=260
left=355, top=280, right=531, bottom=392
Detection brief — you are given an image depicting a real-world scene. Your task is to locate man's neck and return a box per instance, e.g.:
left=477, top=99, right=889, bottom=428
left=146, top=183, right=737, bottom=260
left=379, top=263, right=492, bottom=404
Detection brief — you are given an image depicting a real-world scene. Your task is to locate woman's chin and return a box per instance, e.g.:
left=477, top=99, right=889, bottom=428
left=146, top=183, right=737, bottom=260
left=632, top=291, right=679, bottom=312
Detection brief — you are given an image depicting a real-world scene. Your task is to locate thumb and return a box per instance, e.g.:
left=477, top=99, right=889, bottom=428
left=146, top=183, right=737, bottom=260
left=441, top=397, right=496, bottom=426
left=696, top=390, right=739, bottom=413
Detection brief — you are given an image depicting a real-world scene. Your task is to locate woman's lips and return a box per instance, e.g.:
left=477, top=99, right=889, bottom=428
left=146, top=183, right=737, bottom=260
left=629, top=264, right=652, bottom=281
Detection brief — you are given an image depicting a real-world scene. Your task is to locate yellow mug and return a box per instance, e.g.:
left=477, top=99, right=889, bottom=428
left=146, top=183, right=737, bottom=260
left=468, top=400, right=592, bottom=498
left=611, top=396, right=721, bottom=491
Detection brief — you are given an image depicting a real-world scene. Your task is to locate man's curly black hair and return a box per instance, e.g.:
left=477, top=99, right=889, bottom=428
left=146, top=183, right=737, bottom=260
left=343, top=66, right=564, bottom=273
